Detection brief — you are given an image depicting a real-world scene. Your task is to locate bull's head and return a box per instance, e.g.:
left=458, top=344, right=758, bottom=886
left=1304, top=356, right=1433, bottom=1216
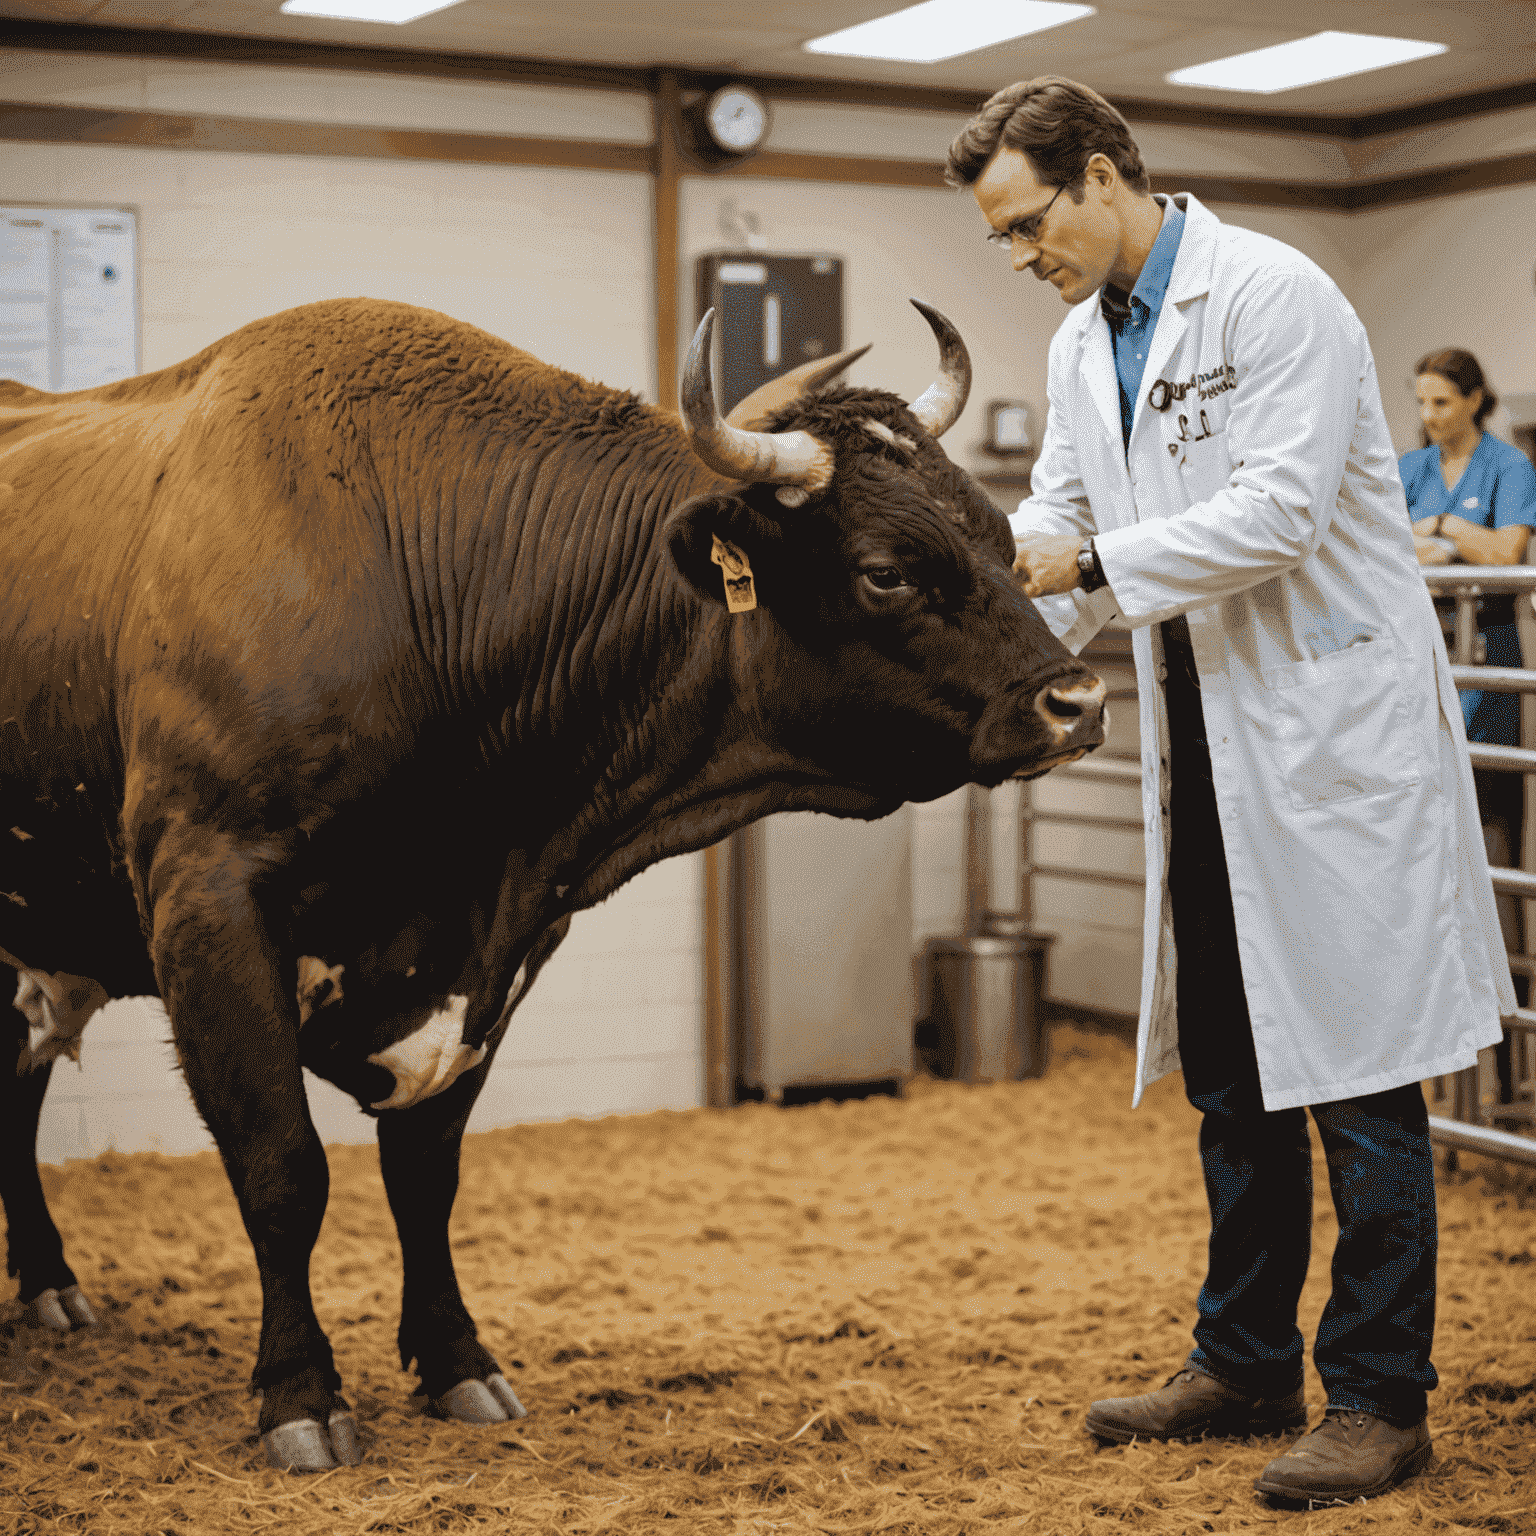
left=664, top=303, right=1107, bottom=804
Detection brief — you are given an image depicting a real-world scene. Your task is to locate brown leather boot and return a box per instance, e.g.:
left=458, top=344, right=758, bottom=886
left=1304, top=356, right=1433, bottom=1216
left=1254, top=1409, right=1432, bottom=1504
left=1086, top=1366, right=1307, bottom=1445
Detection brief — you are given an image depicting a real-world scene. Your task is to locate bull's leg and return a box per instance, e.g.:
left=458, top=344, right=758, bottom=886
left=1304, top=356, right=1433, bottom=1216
left=373, top=916, right=571, bottom=1422
left=0, top=1007, right=96, bottom=1329
left=145, top=841, right=360, bottom=1472
left=376, top=1042, right=525, bottom=1424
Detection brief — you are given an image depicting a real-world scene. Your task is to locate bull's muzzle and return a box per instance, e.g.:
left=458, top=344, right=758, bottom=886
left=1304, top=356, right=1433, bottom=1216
left=969, top=670, right=1108, bottom=778
left=1032, top=676, right=1109, bottom=759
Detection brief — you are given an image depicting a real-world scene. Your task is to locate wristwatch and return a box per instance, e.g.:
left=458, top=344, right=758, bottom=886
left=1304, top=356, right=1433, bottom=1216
left=1077, top=538, right=1108, bottom=594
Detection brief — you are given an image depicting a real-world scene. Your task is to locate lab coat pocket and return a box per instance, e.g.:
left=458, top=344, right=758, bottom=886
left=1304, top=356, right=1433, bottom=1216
left=1178, top=430, right=1234, bottom=503
left=1262, top=640, right=1423, bottom=811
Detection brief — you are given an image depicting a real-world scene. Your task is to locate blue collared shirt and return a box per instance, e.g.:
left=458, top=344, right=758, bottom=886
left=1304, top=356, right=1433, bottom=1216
left=1103, top=198, right=1186, bottom=450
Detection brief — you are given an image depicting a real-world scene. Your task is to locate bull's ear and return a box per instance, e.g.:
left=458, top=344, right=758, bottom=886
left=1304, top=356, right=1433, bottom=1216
left=664, top=492, right=784, bottom=602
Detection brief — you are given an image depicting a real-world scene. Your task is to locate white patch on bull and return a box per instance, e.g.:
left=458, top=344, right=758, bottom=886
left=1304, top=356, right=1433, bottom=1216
left=507, top=960, right=529, bottom=1007
left=14, top=972, right=61, bottom=1063
left=10, top=966, right=108, bottom=1073
left=367, top=997, right=487, bottom=1111
left=481, top=959, right=532, bottom=1046
left=296, top=955, right=345, bottom=1024
left=774, top=486, right=809, bottom=508
left=861, top=419, right=917, bottom=456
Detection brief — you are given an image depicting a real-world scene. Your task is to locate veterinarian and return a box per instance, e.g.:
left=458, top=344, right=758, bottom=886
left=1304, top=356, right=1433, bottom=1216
left=944, top=77, right=1511, bottom=1506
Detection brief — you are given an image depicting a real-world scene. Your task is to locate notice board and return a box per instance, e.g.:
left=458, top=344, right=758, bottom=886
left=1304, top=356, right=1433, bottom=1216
left=0, top=205, right=139, bottom=392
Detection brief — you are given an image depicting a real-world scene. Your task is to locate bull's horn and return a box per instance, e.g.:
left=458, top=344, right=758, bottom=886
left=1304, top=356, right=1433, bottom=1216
left=681, top=310, right=835, bottom=493
left=725, top=343, right=872, bottom=430
left=907, top=299, right=972, bottom=439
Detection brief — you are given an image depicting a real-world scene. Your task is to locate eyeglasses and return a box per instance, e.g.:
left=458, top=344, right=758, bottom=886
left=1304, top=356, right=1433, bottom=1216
left=986, top=183, right=1066, bottom=250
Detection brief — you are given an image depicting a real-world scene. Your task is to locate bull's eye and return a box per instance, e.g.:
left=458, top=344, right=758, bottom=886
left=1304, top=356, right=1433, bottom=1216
left=862, top=566, right=907, bottom=592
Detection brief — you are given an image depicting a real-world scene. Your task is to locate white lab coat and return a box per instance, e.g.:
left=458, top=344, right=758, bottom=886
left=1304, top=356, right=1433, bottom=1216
left=1011, top=193, right=1511, bottom=1112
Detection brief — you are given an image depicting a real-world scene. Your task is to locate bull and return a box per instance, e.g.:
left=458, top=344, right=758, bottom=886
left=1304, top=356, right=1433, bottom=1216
left=0, top=296, right=1105, bottom=1469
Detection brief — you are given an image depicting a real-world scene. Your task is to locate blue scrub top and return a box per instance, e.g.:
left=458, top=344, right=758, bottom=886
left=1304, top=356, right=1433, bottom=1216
left=1399, top=432, right=1536, bottom=743
left=1400, top=431, right=1536, bottom=535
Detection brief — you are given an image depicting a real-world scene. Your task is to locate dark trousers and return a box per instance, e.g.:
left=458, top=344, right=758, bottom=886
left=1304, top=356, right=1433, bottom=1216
left=1161, top=620, right=1438, bottom=1428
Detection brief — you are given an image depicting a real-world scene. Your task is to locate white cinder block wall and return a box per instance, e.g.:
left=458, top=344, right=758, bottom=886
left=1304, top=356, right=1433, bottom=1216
left=4, top=50, right=706, bottom=1157
left=7, top=50, right=1536, bottom=1154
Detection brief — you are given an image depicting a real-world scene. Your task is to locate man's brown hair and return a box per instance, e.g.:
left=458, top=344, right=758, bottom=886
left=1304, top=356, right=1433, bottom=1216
left=945, top=76, right=1150, bottom=197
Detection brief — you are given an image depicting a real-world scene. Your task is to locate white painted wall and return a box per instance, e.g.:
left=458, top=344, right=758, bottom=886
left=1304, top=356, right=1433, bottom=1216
left=3, top=51, right=704, bottom=1155
left=33, top=858, right=706, bottom=1165
left=0, top=49, right=656, bottom=392
left=1349, top=182, right=1536, bottom=455
left=0, top=47, right=653, bottom=141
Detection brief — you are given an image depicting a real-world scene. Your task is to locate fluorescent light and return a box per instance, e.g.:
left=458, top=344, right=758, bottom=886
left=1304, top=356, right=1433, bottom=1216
left=279, top=0, right=465, bottom=22
left=805, top=0, right=1094, bottom=64
left=1167, top=31, right=1446, bottom=94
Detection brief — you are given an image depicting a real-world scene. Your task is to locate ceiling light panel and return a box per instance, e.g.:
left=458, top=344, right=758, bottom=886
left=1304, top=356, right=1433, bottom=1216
left=804, top=0, right=1095, bottom=65
left=1167, top=31, right=1447, bottom=94
left=279, top=0, right=467, bottom=22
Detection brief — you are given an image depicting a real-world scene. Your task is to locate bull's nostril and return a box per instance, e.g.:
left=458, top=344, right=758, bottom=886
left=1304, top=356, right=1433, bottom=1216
left=1033, top=676, right=1107, bottom=738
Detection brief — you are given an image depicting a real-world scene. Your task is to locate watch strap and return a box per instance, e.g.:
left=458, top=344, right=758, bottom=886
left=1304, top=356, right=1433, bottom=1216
left=1077, top=538, right=1107, bottom=593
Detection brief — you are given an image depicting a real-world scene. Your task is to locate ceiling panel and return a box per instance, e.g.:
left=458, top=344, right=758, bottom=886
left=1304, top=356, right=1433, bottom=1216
left=1, top=0, right=1532, bottom=116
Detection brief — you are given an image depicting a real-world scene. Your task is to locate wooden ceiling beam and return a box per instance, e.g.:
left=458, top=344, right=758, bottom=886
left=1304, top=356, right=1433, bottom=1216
left=5, top=99, right=1532, bottom=212
left=5, top=20, right=1534, bottom=142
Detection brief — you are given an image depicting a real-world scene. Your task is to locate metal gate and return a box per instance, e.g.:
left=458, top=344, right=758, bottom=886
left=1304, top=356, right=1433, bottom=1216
left=1013, top=576, right=1536, bottom=1169
left=1423, top=566, right=1536, bottom=1169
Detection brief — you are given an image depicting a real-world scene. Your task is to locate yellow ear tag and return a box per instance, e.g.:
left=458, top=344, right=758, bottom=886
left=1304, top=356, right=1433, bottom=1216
left=709, top=533, right=757, bottom=612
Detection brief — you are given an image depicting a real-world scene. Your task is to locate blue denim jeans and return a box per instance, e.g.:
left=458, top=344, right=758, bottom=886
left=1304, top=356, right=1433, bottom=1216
left=1162, top=619, right=1438, bottom=1428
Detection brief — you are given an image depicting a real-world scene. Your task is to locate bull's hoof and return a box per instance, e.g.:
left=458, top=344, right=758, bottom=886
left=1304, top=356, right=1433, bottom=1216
left=261, top=1409, right=363, bottom=1471
left=28, top=1285, right=96, bottom=1331
left=432, top=1373, right=528, bottom=1424
left=59, top=1285, right=97, bottom=1327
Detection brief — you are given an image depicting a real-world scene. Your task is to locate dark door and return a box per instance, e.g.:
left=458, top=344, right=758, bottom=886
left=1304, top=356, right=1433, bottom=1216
left=694, top=252, right=843, bottom=416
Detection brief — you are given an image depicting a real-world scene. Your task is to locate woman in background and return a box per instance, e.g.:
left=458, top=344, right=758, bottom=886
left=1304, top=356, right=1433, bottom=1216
left=1402, top=347, right=1536, bottom=1016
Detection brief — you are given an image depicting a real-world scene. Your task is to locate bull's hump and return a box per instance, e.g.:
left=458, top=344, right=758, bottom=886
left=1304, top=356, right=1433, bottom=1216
left=243, top=298, right=548, bottom=379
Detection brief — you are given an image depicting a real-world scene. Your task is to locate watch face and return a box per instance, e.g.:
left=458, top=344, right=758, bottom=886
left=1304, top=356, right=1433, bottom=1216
left=708, top=88, right=767, bottom=152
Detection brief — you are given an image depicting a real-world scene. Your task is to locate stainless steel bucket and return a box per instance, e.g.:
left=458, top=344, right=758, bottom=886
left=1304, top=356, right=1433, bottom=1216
left=923, top=911, right=1054, bottom=1082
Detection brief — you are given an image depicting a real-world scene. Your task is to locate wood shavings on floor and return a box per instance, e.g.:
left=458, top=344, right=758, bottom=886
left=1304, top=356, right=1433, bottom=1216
left=3, top=1026, right=1533, bottom=1534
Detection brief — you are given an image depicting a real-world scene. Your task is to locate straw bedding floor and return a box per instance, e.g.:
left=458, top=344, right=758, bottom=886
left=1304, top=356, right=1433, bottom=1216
left=3, top=1025, right=1534, bottom=1536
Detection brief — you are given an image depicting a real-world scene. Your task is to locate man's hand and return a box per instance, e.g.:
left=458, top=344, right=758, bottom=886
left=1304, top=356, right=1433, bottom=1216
left=1412, top=533, right=1454, bottom=567
left=1013, top=533, right=1087, bottom=597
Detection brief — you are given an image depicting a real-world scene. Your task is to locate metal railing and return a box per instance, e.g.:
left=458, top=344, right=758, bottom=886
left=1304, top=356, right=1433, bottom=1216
left=1423, top=567, right=1536, bottom=1168
left=1015, top=577, right=1536, bottom=1167
left=1018, top=747, right=1143, bottom=917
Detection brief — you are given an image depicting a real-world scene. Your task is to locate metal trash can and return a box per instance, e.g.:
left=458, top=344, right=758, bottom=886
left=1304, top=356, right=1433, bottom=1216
left=923, top=909, right=1054, bottom=1082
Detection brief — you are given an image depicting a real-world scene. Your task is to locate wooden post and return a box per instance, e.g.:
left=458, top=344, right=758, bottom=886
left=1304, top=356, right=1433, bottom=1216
left=963, top=783, right=990, bottom=934
left=653, top=69, right=682, bottom=415
left=1017, top=781, right=1035, bottom=925
left=703, top=840, right=732, bottom=1108
left=652, top=72, right=732, bottom=1107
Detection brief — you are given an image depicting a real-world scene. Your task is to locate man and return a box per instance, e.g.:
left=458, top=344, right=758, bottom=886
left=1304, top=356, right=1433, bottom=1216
left=945, top=77, right=1510, bottom=1506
